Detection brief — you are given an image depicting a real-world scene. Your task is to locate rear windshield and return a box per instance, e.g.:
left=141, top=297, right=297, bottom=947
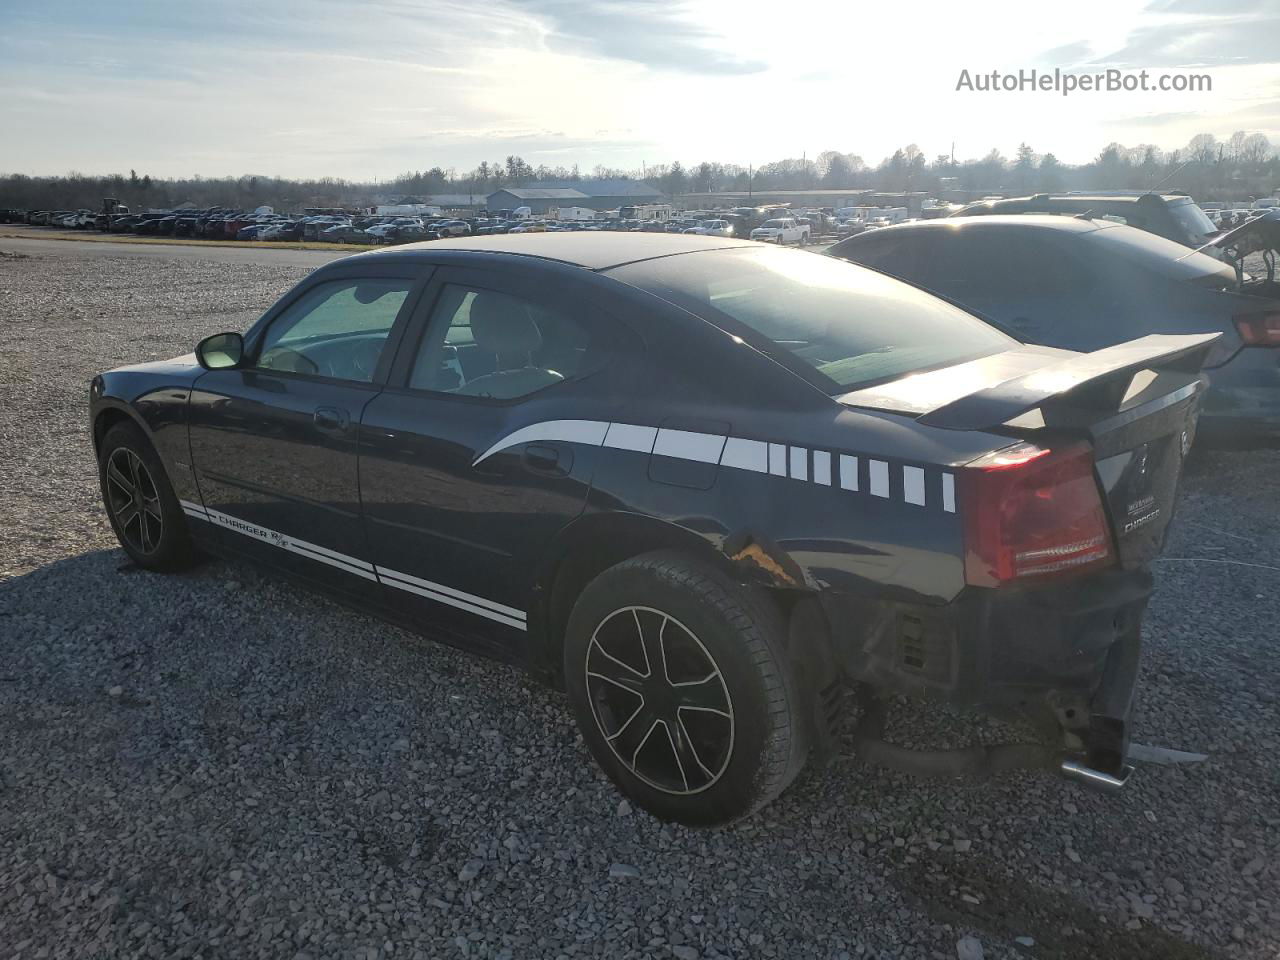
left=610, top=246, right=1014, bottom=392
left=1167, top=200, right=1218, bottom=243
left=1090, top=224, right=1237, bottom=288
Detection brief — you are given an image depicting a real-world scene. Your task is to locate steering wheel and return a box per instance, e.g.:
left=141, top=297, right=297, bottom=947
left=259, top=347, right=319, bottom=375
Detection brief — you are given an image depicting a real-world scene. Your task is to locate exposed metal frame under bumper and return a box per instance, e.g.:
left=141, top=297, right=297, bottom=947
left=1060, top=758, right=1134, bottom=793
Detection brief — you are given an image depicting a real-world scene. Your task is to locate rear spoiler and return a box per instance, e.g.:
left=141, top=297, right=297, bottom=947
left=914, top=334, right=1219, bottom=432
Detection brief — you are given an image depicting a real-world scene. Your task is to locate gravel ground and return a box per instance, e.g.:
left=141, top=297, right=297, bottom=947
left=1, top=242, right=1278, bottom=960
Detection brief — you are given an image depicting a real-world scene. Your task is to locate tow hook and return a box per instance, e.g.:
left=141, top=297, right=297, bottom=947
left=1059, top=758, right=1133, bottom=793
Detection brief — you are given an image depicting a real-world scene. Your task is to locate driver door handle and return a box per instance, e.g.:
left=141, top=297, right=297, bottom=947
left=313, top=406, right=350, bottom=434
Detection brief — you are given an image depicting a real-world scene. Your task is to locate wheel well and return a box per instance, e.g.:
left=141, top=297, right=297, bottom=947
left=93, top=408, right=135, bottom=455
left=533, top=516, right=808, bottom=688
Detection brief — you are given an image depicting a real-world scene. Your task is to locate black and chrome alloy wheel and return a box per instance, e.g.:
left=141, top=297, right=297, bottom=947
left=565, top=552, right=809, bottom=826
left=585, top=606, right=734, bottom=796
left=98, top=420, right=196, bottom=572
left=104, top=446, right=164, bottom=555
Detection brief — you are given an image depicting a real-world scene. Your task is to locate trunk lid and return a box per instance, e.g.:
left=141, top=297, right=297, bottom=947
left=839, top=333, right=1220, bottom=566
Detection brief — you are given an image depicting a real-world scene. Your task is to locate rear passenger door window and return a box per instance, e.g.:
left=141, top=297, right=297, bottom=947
left=408, top=282, right=611, bottom=399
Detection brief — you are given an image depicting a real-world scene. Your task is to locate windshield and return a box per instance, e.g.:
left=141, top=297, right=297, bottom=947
left=1168, top=199, right=1217, bottom=242
left=610, top=246, right=1015, bottom=392
left=761, top=219, right=789, bottom=228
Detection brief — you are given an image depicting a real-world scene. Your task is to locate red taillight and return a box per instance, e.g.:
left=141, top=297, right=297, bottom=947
left=1234, top=311, right=1280, bottom=346
left=960, top=441, right=1115, bottom=587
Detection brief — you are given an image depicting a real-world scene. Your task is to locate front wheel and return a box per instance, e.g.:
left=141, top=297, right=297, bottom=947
left=99, top=420, right=197, bottom=572
left=564, top=551, right=809, bottom=827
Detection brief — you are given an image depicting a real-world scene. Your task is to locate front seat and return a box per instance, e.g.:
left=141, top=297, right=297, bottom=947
left=454, top=292, right=564, bottom=399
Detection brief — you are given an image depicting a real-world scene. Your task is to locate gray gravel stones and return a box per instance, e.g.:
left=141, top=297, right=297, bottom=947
left=2, top=242, right=1279, bottom=958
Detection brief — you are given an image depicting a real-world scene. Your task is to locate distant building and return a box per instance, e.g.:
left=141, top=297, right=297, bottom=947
left=486, top=188, right=592, bottom=214
left=427, top=194, right=485, bottom=212
left=550, top=205, right=602, bottom=221
left=487, top=180, right=663, bottom=214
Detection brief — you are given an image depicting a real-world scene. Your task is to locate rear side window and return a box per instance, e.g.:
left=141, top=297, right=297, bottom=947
left=408, top=283, right=614, bottom=399
left=611, top=246, right=1014, bottom=393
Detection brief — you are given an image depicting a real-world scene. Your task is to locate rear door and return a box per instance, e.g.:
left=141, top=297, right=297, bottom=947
left=187, top=264, right=428, bottom=601
left=357, top=264, right=640, bottom=652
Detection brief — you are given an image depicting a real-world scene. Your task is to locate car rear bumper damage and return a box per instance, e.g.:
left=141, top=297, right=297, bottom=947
left=820, top=568, right=1151, bottom=790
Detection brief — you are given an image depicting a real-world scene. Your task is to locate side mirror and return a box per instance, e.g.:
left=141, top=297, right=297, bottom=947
left=196, top=331, right=245, bottom=370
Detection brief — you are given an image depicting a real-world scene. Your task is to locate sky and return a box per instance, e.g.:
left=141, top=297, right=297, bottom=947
left=2, top=0, right=1278, bottom=180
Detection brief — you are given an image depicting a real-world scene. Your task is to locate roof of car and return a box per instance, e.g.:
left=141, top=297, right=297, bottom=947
left=871, top=215, right=1113, bottom=234
left=973, top=193, right=1186, bottom=206
left=355, top=232, right=754, bottom=270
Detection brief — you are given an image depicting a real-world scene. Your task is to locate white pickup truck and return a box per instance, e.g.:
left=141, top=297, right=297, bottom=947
left=750, top=217, right=810, bottom=245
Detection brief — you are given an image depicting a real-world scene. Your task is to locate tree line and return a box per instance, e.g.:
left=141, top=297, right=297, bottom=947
left=2, top=132, right=1276, bottom=212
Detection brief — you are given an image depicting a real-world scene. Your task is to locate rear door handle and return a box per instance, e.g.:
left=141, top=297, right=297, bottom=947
left=523, top=442, right=570, bottom=476
left=313, top=406, right=349, bottom=434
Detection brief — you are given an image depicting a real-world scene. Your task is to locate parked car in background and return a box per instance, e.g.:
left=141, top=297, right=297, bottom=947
left=750, top=218, right=810, bottom=245
left=254, top=221, right=294, bottom=241
left=951, top=193, right=1219, bottom=250
left=90, top=232, right=1211, bottom=825
left=432, top=219, right=472, bottom=238
left=828, top=214, right=1280, bottom=437
left=685, top=219, right=734, bottom=237
left=302, top=217, right=347, bottom=241
left=800, top=212, right=834, bottom=236
left=319, top=223, right=366, bottom=243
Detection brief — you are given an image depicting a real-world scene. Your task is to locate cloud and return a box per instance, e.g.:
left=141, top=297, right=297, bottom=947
left=1144, top=0, right=1270, bottom=13
left=1094, top=4, right=1280, bottom=67
left=509, top=0, right=767, bottom=75
left=1038, top=41, right=1096, bottom=67
left=1104, top=110, right=1203, bottom=126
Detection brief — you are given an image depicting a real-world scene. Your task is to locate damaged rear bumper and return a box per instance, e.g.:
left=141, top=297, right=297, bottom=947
left=822, top=568, right=1153, bottom=783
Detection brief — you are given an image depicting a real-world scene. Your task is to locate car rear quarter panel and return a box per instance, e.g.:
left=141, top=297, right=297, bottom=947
left=574, top=395, right=1009, bottom=605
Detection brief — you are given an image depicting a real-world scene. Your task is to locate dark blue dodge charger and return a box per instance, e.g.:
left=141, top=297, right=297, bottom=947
left=90, top=233, right=1215, bottom=826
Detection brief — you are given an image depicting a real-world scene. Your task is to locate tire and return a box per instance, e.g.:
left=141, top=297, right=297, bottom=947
left=98, top=420, right=197, bottom=572
left=564, top=551, right=809, bottom=827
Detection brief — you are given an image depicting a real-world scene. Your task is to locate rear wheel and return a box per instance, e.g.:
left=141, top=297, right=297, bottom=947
left=564, top=551, right=809, bottom=826
left=99, top=421, right=197, bottom=572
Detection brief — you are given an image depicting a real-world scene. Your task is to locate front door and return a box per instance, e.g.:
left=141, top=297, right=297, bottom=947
left=358, top=265, right=637, bottom=652
left=187, top=267, right=425, bottom=599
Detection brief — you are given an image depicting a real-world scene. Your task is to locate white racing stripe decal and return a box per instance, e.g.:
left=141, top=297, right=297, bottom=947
left=376, top=568, right=527, bottom=631
left=473, top=419, right=608, bottom=466
left=472, top=420, right=959, bottom=513
left=182, top=505, right=525, bottom=628
left=653, top=428, right=725, bottom=464
left=374, top=566, right=526, bottom=621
